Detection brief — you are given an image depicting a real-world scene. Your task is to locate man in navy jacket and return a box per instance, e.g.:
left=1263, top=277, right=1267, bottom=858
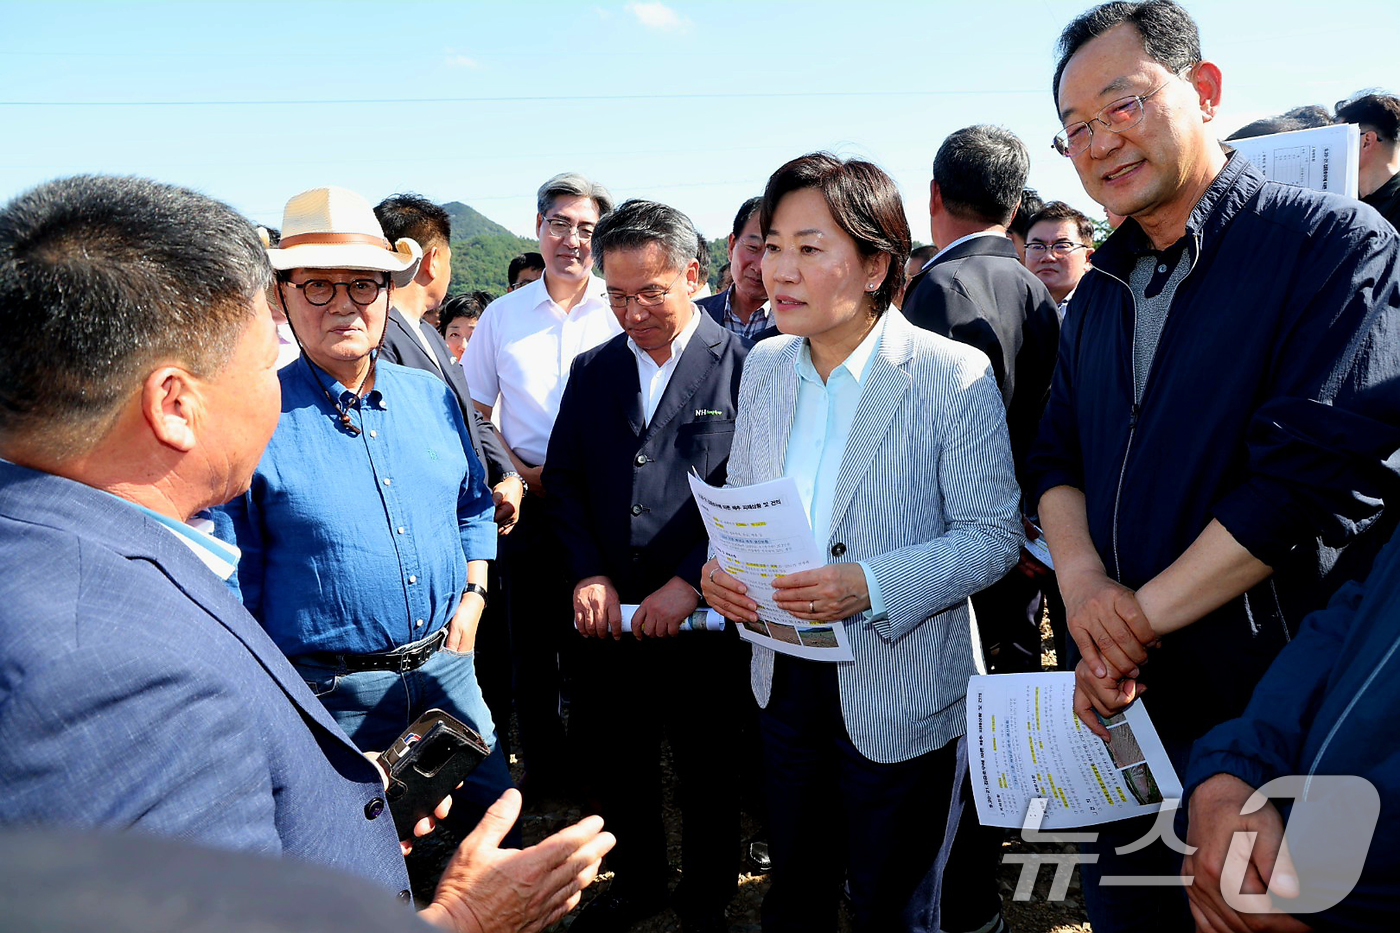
left=544, top=200, right=749, bottom=933
left=0, top=175, right=612, bottom=932
left=1031, top=3, right=1400, bottom=930
left=1183, top=525, right=1400, bottom=932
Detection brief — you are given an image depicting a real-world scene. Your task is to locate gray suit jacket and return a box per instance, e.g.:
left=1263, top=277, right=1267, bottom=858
left=729, top=310, right=1022, bottom=762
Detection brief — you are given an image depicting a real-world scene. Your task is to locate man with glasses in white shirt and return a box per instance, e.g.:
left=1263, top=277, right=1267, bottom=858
left=462, top=173, right=621, bottom=798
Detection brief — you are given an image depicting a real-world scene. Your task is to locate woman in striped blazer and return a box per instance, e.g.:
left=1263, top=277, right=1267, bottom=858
left=702, top=153, right=1023, bottom=933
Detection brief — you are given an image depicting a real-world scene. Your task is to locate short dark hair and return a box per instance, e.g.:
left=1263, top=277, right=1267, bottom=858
left=438, top=293, right=486, bottom=338
left=909, top=244, right=939, bottom=265
left=507, top=252, right=544, bottom=287
left=1227, top=105, right=1334, bottom=141
left=933, top=126, right=1030, bottom=226
left=1336, top=92, right=1400, bottom=142
left=694, top=230, right=711, bottom=285
left=730, top=196, right=763, bottom=240
left=1027, top=201, right=1096, bottom=246
left=0, top=175, right=270, bottom=459
left=1053, top=1, right=1201, bottom=104
left=1007, top=187, right=1045, bottom=241
left=374, top=193, right=450, bottom=251
left=760, top=152, right=911, bottom=316
left=590, top=199, right=700, bottom=275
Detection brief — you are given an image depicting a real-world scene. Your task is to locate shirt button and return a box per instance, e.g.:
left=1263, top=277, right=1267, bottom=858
left=831, top=542, right=847, bottom=557
left=631, top=504, right=643, bottom=515
left=408, top=575, right=417, bottom=584
left=369, top=430, right=378, bottom=438
left=635, top=454, right=647, bottom=466
left=1157, top=263, right=1167, bottom=273
left=397, top=890, right=412, bottom=903
left=416, top=619, right=425, bottom=627
left=383, top=478, right=392, bottom=486
left=364, top=797, right=385, bottom=820
left=397, top=526, right=406, bottom=535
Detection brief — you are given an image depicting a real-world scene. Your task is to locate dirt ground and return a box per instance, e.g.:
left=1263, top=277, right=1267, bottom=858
left=408, top=619, right=1091, bottom=932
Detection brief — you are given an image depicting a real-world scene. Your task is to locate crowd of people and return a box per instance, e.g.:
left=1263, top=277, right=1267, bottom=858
left=2, top=2, right=1400, bottom=933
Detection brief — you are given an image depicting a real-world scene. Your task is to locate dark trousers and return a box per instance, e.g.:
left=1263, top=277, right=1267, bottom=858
left=758, top=655, right=968, bottom=933
left=569, top=628, right=744, bottom=912
left=1077, top=735, right=1195, bottom=933
left=498, top=497, right=570, bottom=790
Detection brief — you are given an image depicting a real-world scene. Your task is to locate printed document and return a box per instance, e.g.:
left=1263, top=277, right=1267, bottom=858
left=688, top=473, right=854, bottom=661
left=1228, top=123, right=1359, bottom=197
left=966, top=672, right=1183, bottom=828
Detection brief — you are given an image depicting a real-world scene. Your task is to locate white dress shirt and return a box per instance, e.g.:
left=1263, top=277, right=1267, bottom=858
left=461, top=274, right=621, bottom=464
left=627, top=302, right=702, bottom=427
left=783, top=314, right=889, bottom=618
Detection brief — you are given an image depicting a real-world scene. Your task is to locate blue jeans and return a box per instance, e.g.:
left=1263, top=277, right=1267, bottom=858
left=294, top=645, right=519, bottom=848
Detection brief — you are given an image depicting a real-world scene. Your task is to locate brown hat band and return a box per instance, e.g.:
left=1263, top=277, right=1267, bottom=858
left=278, top=232, right=393, bottom=249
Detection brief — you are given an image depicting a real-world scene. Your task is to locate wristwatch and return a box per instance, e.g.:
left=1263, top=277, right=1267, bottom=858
left=462, top=583, right=488, bottom=607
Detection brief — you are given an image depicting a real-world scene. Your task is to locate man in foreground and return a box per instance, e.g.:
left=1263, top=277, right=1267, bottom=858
left=1031, top=2, right=1400, bottom=928
left=0, top=174, right=612, bottom=932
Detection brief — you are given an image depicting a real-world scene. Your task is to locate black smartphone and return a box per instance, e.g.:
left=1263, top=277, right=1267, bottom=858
left=380, top=708, right=491, bottom=842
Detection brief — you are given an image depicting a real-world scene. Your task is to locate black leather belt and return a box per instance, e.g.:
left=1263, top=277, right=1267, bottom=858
left=302, top=627, right=448, bottom=674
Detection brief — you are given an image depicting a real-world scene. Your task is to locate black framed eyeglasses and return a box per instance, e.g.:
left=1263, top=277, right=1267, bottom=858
left=1052, top=78, right=1176, bottom=157
left=606, top=270, right=684, bottom=311
left=283, top=277, right=388, bottom=307
left=544, top=217, right=595, bottom=242
left=1026, top=241, right=1091, bottom=257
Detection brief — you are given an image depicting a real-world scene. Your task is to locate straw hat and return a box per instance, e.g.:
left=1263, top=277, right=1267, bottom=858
left=265, top=186, right=422, bottom=286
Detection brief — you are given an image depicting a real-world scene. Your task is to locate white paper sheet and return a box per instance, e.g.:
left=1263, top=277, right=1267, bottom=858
left=966, top=672, right=1183, bottom=828
left=1228, top=123, right=1359, bottom=197
left=688, top=472, right=854, bottom=661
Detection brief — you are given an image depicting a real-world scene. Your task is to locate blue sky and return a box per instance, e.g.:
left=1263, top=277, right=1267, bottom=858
left=1, top=0, right=1395, bottom=242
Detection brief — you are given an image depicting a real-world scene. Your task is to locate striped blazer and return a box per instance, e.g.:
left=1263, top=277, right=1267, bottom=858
left=732, top=309, right=1023, bottom=763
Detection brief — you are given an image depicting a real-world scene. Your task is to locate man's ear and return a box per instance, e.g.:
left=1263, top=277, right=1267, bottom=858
left=685, top=257, right=701, bottom=294
left=929, top=179, right=943, bottom=216
left=141, top=366, right=200, bottom=453
left=417, top=246, right=441, bottom=285
left=1191, top=60, right=1224, bottom=123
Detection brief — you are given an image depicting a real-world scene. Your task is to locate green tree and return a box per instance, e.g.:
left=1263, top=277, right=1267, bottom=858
left=447, top=232, right=538, bottom=298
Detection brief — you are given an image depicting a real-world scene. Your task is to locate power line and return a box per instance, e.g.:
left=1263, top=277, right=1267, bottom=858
left=0, top=89, right=1044, bottom=108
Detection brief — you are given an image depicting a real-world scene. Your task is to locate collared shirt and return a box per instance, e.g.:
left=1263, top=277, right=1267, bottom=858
left=102, top=493, right=241, bottom=581
left=720, top=288, right=772, bottom=340
left=929, top=229, right=1011, bottom=265
left=217, top=359, right=496, bottom=658
left=461, top=273, right=621, bottom=464
left=783, top=315, right=889, bottom=619
left=275, top=323, right=301, bottom=370
left=627, top=303, right=702, bottom=426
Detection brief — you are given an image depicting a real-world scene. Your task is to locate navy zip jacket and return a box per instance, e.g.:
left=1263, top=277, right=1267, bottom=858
left=1030, top=154, right=1400, bottom=742
left=1185, top=525, right=1400, bottom=930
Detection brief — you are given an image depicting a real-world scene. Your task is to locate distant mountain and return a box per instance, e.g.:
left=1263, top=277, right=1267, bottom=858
left=442, top=201, right=519, bottom=240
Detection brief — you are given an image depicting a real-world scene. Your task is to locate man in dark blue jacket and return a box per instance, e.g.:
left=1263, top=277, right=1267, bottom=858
left=1030, top=3, right=1400, bottom=930
left=1183, top=526, right=1400, bottom=932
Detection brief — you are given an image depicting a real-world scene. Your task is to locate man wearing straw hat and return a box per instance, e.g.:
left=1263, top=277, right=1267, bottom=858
left=218, top=185, right=517, bottom=842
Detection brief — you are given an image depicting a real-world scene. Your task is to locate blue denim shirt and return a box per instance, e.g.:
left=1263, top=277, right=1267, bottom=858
left=217, top=357, right=496, bottom=657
